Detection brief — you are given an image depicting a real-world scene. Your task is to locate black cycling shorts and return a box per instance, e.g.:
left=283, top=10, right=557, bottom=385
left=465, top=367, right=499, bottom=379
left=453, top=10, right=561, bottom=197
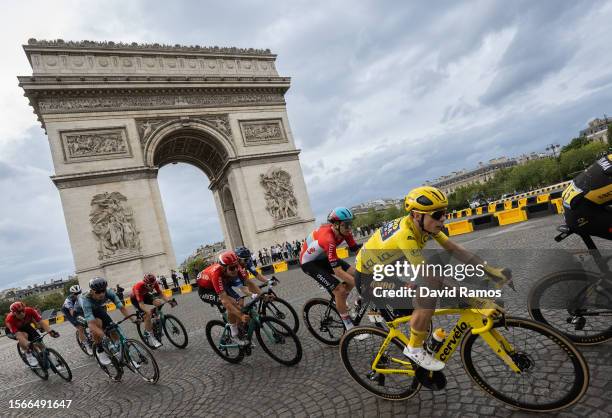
left=301, top=258, right=351, bottom=294
left=564, top=200, right=612, bottom=240
left=6, top=325, right=40, bottom=342
left=130, top=293, right=159, bottom=313
left=91, top=305, right=113, bottom=329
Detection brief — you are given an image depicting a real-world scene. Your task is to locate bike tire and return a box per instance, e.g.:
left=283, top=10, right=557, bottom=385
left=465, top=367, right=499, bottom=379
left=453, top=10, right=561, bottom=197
left=47, top=348, right=73, bottom=382
left=93, top=342, right=123, bottom=382
left=75, top=329, right=94, bottom=357
left=17, top=344, right=48, bottom=380
left=302, top=298, right=344, bottom=345
left=255, top=316, right=302, bottom=366
left=125, top=339, right=160, bottom=384
left=528, top=270, right=612, bottom=345
left=162, top=314, right=189, bottom=348
left=262, top=297, right=300, bottom=334
left=339, top=326, right=421, bottom=401
left=135, top=321, right=158, bottom=350
left=205, top=319, right=244, bottom=364
left=461, top=317, right=589, bottom=412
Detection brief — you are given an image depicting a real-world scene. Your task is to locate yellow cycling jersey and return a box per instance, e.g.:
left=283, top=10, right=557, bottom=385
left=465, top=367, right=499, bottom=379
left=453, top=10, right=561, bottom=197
left=355, top=215, right=449, bottom=274
left=562, top=153, right=612, bottom=208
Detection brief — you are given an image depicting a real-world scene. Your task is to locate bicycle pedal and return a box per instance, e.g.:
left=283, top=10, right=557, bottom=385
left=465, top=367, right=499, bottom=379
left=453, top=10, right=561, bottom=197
left=415, top=368, right=447, bottom=391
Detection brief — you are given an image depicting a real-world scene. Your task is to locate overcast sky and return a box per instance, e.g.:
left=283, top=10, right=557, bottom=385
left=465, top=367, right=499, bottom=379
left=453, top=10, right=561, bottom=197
left=1, top=1, right=612, bottom=290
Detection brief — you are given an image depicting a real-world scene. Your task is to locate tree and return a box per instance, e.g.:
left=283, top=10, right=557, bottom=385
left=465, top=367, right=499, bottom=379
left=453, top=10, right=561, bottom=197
left=607, top=124, right=612, bottom=147
left=40, top=293, right=65, bottom=311
left=62, top=277, right=79, bottom=296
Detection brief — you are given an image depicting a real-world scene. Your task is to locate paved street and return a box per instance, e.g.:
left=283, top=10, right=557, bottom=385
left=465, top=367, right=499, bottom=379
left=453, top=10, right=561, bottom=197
left=1, top=215, right=611, bottom=417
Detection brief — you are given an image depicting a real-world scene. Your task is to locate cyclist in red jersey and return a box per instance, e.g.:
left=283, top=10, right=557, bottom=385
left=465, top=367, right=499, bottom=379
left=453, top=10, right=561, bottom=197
left=197, top=251, right=265, bottom=343
left=300, top=207, right=362, bottom=330
left=130, top=273, right=175, bottom=348
left=5, top=301, right=59, bottom=366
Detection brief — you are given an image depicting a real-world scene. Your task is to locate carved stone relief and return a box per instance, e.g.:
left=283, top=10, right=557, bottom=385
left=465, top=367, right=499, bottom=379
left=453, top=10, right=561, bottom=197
left=89, top=192, right=141, bottom=260
left=260, top=167, right=298, bottom=221
left=239, top=119, right=288, bottom=146
left=61, top=127, right=131, bottom=162
left=135, top=114, right=231, bottom=146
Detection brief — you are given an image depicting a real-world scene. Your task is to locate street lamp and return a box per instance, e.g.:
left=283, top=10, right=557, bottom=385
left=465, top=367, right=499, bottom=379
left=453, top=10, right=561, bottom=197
left=546, top=144, right=562, bottom=181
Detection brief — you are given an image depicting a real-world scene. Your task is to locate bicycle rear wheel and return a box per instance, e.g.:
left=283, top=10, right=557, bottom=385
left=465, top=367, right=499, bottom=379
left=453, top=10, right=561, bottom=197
left=47, top=348, right=72, bottom=382
left=205, top=320, right=244, bottom=364
left=136, top=321, right=158, bottom=349
left=17, top=345, right=48, bottom=380
left=125, top=339, right=159, bottom=384
left=461, top=317, right=589, bottom=412
left=93, top=343, right=123, bottom=381
left=339, top=326, right=421, bottom=400
left=163, top=314, right=188, bottom=348
left=302, top=298, right=344, bottom=345
left=262, top=297, right=299, bottom=334
left=256, top=316, right=302, bottom=366
left=528, top=271, right=612, bottom=345
left=76, top=329, right=94, bottom=357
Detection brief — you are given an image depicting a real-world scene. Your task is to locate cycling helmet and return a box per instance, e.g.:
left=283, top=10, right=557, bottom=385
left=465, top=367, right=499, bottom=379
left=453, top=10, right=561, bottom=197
left=10, top=301, right=25, bottom=313
left=143, top=273, right=157, bottom=285
left=89, top=276, right=108, bottom=292
left=327, top=207, right=354, bottom=223
left=69, top=285, right=82, bottom=295
left=234, top=246, right=251, bottom=260
left=405, top=186, right=448, bottom=213
left=218, top=250, right=239, bottom=266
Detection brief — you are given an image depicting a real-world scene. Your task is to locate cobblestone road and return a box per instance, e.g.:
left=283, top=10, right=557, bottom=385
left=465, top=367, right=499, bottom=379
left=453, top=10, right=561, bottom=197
left=1, top=216, right=611, bottom=417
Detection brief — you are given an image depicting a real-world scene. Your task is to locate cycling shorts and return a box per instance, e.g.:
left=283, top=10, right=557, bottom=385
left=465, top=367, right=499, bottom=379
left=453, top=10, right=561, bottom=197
left=130, top=293, right=160, bottom=313
left=301, top=258, right=351, bottom=294
left=564, top=200, right=612, bottom=240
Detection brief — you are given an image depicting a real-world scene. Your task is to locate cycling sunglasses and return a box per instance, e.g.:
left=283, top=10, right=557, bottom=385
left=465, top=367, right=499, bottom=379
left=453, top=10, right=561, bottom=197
left=429, top=210, right=447, bottom=221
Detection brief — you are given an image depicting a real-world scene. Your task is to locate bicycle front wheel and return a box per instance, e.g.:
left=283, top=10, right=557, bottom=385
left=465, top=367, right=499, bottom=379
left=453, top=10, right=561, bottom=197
left=461, top=317, right=589, bottom=412
left=339, top=326, right=421, bottom=401
left=255, top=316, right=302, bottom=366
left=163, top=314, right=188, bottom=348
left=93, top=343, right=122, bottom=382
left=47, top=348, right=72, bottom=382
left=75, top=330, right=93, bottom=357
left=302, top=298, right=344, bottom=345
left=205, top=320, right=244, bottom=364
left=125, top=339, right=159, bottom=384
left=17, top=345, right=48, bottom=380
left=528, top=270, right=612, bottom=345
left=262, top=297, right=299, bottom=334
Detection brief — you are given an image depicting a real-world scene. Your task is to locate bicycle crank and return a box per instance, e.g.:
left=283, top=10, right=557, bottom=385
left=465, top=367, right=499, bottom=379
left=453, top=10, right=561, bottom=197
left=415, top=368, right=447, bottom=390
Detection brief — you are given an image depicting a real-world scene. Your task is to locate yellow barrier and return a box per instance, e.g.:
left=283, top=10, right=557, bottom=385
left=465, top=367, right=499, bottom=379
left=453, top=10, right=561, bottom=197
left=464, top=208, right=472, bottom=217
left=336, top=247, right=349, bottom=259
left=551, top=198, right=564, bottom=214
left=106, top=303, right=116, bottom=312
left=124, top=298, right=132, bottom=307
left=55, top=314, right=64, bottom=324
left=495, top=208, right=528, bottom=226
left=504, top=201, right=513, bottom=210
left=518, top=198, right=527, bottom=208
left=180, top=284, right=192, bottom=294
left=537, top=194, right=550, bottom=203
left=488, top=203, right=496, bottom=213
left=445, top=220, right=474, bottom=236
left=163, top=289, right=173, bottom=297
left=273, top=261, right=288, bottom=273
left=256, top=267, right=262, bottom=275
left=476, top=207, right=483, bottom=215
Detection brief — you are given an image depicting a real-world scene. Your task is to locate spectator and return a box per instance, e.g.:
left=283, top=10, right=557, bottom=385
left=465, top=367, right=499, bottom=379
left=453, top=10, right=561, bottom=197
left=160, top=275, right=169, bottom=290
left=251, top=253, right=258, bottom=268
left=171, top=270, right=179, bottom=288
left=258, top=250, right=264, bottom=266
left=182, top=269, right=190, bottom=284
left=115, top=284, right=125, bottom=301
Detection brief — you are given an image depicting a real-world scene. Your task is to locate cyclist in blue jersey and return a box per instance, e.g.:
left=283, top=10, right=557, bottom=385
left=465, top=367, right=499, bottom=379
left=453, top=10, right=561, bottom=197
left=235, top=246, right=273, bottom=284
left=62, top=284, right=92, bottom=355
left=79, top=277, right=134, bottom=365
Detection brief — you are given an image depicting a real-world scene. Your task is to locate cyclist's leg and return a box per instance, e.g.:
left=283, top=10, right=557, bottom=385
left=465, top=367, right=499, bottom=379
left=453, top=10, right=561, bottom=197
left=301, top=259, right=341, bottom=299
left=332, top=260, right=354, bottom=316
left=14, top=330, right=31, bottom=351
left=132, top=294, right=153, bottom=332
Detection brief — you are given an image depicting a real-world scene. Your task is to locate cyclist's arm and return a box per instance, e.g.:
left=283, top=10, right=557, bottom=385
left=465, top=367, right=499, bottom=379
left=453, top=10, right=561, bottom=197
left=35, top=319, right=52, bottom=333
left=244, top=278, right=262, bottom=297
left=119, top=305, right=132, bottom=318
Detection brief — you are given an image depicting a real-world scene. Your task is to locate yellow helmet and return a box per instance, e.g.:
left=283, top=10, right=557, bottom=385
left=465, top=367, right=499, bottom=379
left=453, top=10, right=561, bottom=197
left=405, top=186, right=448, bottom=213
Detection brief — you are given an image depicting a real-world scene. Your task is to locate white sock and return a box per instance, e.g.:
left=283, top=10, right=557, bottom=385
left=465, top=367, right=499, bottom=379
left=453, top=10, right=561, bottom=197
left=230, top=324, right=239, bottom=337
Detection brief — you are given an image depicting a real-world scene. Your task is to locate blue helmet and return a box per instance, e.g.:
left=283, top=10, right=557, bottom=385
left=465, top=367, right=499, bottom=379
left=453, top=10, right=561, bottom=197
left=327, top=207, right=354, bottom=223
left=234, top=246, right=251, bottom=259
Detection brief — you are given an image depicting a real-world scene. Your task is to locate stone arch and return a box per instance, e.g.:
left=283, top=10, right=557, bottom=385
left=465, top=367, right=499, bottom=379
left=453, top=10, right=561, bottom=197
left=221, top=185, right=243, bottom=248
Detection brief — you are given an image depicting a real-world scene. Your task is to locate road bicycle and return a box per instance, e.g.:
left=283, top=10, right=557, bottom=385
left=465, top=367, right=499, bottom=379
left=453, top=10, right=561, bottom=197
left=135, top=299, right=188, bottom=349
left=16, top=331, right=72, bottom=382
left=199, top=276, right=299, bottom=334
left=339, top=298, right=589, bottom=412
left=94, top=314, right=159, bottom=384
left=528, top=225, right=612, bottom=344
left=205, top=280, right=302, bottom=366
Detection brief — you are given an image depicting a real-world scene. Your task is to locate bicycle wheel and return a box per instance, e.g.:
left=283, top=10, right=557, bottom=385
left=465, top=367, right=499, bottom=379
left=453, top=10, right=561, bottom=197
left=163, top=314, right=188, bottom=348
left=125, top=339, right=159, bottom=384
left=75, top=330, right=94, bottom=357
left=205, top=320, right=244, bottom=364
left=17, top=345, right=48, bottom=380
left=303, top=298, right=344, bottom=345
left=528, top=270, right=612, bottom=345
left=136, top=321, right=158, bottom=349
left=93, top=343, right=123, bottom=381
left=47, top=348, right=73, bottom=382
left=262, top=297, right=299, bottom=334
left=255, top=316, right=302, bottom=366
left=339, top=326, right=421, bottom=400
left=461, top=317, right=589, bottom=412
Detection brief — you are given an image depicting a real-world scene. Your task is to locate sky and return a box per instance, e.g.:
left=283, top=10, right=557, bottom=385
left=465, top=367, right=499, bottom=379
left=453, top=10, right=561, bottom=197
left=1, top=0, right=612, bottom=289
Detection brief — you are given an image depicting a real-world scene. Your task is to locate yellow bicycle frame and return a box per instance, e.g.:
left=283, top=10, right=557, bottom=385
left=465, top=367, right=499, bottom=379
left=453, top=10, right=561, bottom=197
left=370, top=306, right=521, bottom=375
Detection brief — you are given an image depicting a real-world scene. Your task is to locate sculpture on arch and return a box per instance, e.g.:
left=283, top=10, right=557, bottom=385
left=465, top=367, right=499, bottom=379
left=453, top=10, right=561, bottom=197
left=260, top=167, right=298, bottom=221
left=89, top=192, right=141, bottom=260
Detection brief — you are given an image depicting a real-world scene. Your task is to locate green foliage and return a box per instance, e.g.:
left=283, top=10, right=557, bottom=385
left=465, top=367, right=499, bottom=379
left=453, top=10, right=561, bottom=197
left=186, top=257, right=209, bottom=275
left=559, top=141, right=607, bottom=178
left=62, top=277, right=79, bottom=296
left=561, top=137, right=589, bottom=154
left=608, top=124, right=612, bottom=147
left=353, top=205, right=403, bottom=228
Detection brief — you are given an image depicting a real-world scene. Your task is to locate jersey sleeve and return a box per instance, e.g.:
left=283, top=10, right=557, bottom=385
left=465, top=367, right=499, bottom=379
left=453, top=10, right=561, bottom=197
left=320, top=230, right=341, bottom=267
left=153, top=282, right=162, bottom=294
left=107, top=289, right=123, bottom=308
left=28, top=307, right=41, bottom=322
left=5, top=314, right=17, bottom=333
left=345, top=232, right=358, bottom=249
left=433, top=231, right=449, bottom=245
left=79, top=295, right=95, bottom=322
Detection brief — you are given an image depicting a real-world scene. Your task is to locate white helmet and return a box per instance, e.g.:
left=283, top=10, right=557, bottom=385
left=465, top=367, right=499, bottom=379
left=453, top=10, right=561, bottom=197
left=69, top=284, right=82, bottom=295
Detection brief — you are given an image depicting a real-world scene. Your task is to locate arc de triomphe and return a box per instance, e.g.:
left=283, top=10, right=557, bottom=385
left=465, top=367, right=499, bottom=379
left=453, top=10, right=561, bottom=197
left=19, top=39, right=315, bottom=287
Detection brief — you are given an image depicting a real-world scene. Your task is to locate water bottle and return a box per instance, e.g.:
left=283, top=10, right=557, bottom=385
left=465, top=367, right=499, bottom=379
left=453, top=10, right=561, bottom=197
left=427, top=328, right=447, bottom=353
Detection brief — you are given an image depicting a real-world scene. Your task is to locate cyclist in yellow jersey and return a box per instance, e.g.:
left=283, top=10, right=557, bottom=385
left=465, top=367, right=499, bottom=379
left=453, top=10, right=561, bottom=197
left=355, top=186, right=512, bottom=371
